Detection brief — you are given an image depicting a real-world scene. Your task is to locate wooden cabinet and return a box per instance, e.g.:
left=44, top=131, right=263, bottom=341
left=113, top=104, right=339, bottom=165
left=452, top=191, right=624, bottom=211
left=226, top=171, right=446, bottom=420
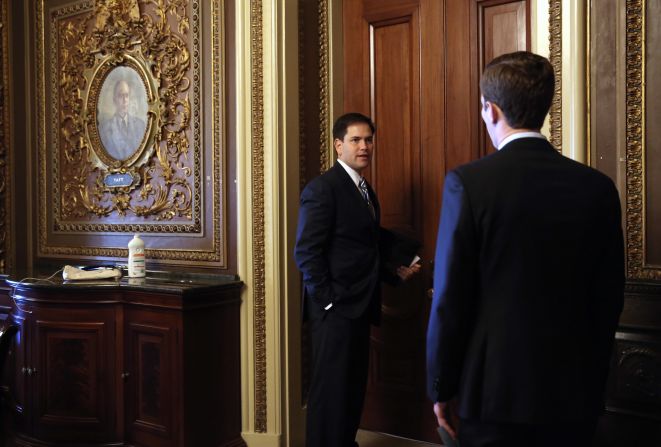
left=5, top=273, right=243, bottom=447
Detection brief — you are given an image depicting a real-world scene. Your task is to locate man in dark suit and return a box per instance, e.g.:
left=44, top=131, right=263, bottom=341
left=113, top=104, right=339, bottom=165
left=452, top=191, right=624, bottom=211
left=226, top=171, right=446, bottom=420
left=426, top=51, right=624, bottom=447
left=295, top=113, right=420, bottom=447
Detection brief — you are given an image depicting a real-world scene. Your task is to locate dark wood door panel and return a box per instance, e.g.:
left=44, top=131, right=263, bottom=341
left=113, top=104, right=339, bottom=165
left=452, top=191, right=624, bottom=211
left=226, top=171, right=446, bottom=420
left=370, top=12, right=420, bottom=231
left=125, top=311, right=178, bottom=447
left=474, top=0, right=530, bottom=156
left=33, top=315, right=116, bottom=441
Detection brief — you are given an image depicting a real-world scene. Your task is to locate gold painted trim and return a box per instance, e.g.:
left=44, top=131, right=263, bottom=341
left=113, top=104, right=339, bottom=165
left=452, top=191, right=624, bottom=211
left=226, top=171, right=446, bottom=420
left=625, top=0, right=656, bottom=279
left=548, top=0, right=562, bottom=150
left=212, top=0, right=227, bottom=268
left=250, top=0, right=267, bottom=433
left=37, top=0, right=47, bottom=262
left=318, top=0, right=331, bottom=172
left=0, top=0, right=10, bottom=271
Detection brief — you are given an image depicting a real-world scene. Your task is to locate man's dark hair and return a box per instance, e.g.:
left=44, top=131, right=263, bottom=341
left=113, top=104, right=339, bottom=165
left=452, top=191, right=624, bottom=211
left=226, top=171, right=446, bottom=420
left=332, top=112, right=376, bottom=141
left=480, top=51, right=555, bottom=129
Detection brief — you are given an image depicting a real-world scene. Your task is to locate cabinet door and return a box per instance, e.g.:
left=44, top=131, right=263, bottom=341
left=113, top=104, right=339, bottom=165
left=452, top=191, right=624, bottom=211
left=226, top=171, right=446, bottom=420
left=125, top=307, right=179, bottom=447
left=31, top=307, right=118, bottom=442
left=9, top=311, right=29, bottom=434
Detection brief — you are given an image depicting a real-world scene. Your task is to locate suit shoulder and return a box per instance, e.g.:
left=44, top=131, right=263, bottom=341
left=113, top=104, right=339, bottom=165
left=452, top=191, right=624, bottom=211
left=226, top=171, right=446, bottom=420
left=305, top=165, right=346, bottom=187
left=451, top=150, right=503, bottom=179
left=559, top=154, right=618, bottom=190
left=301, top=166, right=341, bottom=197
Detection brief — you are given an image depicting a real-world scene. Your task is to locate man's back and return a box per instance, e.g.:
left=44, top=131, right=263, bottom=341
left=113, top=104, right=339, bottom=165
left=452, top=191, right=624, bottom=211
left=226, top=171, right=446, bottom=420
left=432, top=137, right=624, bottom=423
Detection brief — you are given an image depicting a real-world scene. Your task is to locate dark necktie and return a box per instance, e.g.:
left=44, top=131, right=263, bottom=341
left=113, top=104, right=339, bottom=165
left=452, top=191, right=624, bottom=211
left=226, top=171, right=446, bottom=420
left=359, top=177, right=375, bottom=218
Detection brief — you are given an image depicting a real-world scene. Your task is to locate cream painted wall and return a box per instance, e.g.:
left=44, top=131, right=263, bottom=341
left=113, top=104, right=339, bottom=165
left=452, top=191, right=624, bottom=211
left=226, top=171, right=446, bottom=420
left=560, top=0, right=587, bottom=163
left=532, top=0, right=588, bottom=162
left=236, top=0, right=304, bottom=445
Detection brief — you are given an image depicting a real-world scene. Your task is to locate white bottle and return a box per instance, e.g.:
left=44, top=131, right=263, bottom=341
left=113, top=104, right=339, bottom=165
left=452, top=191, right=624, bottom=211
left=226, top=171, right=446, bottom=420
left=128, top=234, right=146, bottom=278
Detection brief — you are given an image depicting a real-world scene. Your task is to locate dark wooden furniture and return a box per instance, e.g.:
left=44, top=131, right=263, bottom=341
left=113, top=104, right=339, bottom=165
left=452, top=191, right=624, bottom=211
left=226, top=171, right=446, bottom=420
left=4, top=269, right=244, bottom=447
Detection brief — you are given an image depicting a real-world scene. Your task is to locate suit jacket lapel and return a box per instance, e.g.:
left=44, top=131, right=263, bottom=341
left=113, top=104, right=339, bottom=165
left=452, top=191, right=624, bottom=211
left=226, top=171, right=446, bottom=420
left=331, top=163, right=379, bottom=223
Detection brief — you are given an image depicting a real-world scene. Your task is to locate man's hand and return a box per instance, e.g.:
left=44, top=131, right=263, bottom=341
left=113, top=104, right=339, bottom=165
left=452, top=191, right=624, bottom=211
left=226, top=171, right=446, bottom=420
left=433, top=401, right=457, bottom=440
left=396, top=263, right=421, bottom=281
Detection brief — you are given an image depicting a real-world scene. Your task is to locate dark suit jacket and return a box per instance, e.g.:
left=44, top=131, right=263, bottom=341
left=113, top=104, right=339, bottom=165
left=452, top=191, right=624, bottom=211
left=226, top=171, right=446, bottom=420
left=295, top=162, right=384, bottom=322
left=426, top=137, right=624, bottom=424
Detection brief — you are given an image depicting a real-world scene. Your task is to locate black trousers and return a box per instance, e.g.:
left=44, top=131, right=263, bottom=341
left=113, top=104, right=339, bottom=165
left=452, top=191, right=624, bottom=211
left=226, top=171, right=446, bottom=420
left=305, top=309, right=371, bottom=447
left=458, top=417, right=598, bottom=447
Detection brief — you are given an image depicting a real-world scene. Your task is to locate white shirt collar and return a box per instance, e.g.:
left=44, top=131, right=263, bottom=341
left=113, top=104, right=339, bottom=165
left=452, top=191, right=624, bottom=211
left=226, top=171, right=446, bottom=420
left=497, top=131, right=546, bottom=150
left=337, top=159, right=363, bottom=187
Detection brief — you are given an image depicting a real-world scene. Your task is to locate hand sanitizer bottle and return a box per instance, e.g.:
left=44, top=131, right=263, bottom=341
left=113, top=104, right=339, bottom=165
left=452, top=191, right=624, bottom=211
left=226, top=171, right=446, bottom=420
left=128, top=234, right=146, bottom=278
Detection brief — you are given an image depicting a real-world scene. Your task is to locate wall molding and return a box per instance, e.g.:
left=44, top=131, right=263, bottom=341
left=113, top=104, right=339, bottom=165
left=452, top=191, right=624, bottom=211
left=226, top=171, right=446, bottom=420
left=250, top=0, right=267, bottom=434
left=318, top=0, right=331, bottom=172
left=548, top=0, right=562, bottom=150
left=624, top=0, right=657, bottom=280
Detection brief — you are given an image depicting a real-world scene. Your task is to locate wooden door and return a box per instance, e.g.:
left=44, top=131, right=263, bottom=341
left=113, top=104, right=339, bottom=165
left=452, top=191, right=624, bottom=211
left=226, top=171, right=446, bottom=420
left=343, top=0, right=528, bottom=442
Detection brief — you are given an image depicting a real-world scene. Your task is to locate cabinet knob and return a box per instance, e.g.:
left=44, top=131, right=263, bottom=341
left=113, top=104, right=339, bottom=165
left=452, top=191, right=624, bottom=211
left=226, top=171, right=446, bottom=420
left=26, top=367, right=33, bottom=376
left=21, top=366, right=26, bottom=375
left=121, top=372, right=130, bottom=379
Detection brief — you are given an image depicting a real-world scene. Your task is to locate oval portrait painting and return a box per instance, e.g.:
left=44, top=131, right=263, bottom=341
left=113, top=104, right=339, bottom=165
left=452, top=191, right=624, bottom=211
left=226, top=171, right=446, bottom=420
left=96, top=66, right=148, bottom=161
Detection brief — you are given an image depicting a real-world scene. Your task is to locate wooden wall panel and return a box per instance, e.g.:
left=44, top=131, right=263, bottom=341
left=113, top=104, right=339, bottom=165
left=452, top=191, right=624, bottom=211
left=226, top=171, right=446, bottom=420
left=644, top=0, right=661, bottom=266
left=482, top=2, right=527, bottom=64
left=0, top=0, right=10, bottom=271
left=474, top=0, right=529, bottom=156
left=589, top=0, right=619, bottom=183
left=590, top=0, right=661, bottom=444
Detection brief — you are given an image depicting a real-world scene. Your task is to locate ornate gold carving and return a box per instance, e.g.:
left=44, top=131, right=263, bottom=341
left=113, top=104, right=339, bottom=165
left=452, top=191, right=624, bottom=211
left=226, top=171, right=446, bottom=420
left=318, top=0, right=331, bottom=173
left=251, top=0, right=267, bottom=433
left=549, top=0, right=562, bottom=151
left=0, top=0, right=9, bottom=271
left=53, top=0, right=193, bottom=222
left=37, top=0, right=224, bottom=263
left=625, top=0, right=656, bottom=279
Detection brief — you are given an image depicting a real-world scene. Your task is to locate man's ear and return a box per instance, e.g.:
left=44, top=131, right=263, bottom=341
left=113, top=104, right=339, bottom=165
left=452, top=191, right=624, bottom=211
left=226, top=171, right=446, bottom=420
left=485, top=101, right=499, bottom=125
left=334, top=138, right=342, bottom=156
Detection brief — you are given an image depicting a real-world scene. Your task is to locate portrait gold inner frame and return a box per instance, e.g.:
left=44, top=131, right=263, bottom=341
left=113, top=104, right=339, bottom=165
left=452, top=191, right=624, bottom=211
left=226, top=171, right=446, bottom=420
left=37, top=0, right=226, bottom=266
left=84, top=51, right=159, bottom=172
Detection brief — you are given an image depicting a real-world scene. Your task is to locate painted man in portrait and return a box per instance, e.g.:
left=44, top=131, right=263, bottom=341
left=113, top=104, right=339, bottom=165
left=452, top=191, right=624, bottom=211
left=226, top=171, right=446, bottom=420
left=98, top=79, right=146, bottom=161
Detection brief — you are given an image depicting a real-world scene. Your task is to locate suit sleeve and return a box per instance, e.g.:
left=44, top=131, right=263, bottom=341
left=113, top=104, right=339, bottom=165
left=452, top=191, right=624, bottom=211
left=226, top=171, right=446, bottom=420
left=426, top=170, right=479, bottom=403
left=294, top=179, right=335, bottom=309
left=586, top=179, right=625, bottom=411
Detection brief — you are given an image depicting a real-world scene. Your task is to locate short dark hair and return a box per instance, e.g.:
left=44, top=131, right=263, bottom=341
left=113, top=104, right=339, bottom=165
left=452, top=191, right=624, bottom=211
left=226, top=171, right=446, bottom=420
left=480, top=51, right=555, bottom=129
left=332, top=112, right=376, bottom=141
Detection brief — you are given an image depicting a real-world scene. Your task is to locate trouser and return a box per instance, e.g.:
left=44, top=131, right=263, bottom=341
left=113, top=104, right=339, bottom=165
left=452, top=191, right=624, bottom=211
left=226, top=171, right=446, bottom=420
left=458, top=417, right=598, bottom=447
left=305, top=310, right=371, bottom=447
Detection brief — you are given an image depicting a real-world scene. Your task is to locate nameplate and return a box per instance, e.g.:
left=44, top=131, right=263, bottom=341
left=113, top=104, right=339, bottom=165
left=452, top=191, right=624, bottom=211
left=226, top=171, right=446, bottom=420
left=104, top=173, right=135, bottom=188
